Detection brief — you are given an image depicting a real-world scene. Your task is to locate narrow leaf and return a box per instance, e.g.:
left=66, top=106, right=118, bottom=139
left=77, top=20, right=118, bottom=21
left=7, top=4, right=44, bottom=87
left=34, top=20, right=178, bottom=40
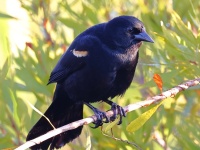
left=153, top=74, right=163, bottom=93
left=1, top=58, right=10, bottom=80
left=0, top=12, right=17, bottom=19
left=26, top=100, right=55, bottom=129
left=102, top=117, right=120, bottom=134
left=86, top=133, right=91, bottom=150
left=126, top=101, right=164, bottom=133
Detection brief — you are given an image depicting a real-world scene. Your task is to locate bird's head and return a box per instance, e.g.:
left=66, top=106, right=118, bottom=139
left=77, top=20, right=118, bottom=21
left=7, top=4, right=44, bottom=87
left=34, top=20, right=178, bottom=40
left=104, top=16, right=154, bottom=49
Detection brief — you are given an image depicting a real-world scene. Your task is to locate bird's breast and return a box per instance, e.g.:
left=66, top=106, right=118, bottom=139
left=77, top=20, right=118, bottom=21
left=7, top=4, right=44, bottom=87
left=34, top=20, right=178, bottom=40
left=114, top=47, right=139, bottom=65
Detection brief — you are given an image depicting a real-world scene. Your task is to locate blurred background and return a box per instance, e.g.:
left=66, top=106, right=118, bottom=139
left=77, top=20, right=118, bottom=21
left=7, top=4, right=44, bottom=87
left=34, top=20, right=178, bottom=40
left=0, top=0, right=200, bottom=149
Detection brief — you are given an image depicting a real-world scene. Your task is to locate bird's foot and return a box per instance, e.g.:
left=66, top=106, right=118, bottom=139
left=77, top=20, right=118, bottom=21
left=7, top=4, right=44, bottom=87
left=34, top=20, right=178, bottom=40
left=91, top=107, right=109, bottom=128
left=84, top=102, right=109, bottom=128
left=109, top=102, right=126, bottom=125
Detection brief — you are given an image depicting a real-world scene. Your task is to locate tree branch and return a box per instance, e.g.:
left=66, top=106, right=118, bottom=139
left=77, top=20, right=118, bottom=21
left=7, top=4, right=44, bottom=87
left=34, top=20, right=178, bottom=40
left=15, top=78, right=200, bottom=150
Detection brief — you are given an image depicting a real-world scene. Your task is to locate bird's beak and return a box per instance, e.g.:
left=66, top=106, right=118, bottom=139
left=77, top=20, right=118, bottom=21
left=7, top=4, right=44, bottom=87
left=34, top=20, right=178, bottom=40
left=134, top=30, right=154, bottom=43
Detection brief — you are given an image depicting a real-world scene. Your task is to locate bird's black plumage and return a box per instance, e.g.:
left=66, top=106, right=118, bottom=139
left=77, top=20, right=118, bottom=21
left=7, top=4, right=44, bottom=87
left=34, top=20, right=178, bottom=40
left=26, top=15, right=153, bottom=149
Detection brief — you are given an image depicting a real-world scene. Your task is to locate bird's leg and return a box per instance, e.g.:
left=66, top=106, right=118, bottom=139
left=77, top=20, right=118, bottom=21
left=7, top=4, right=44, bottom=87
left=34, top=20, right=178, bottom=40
left=84, top=102, right=109, bottom=128
left=104, top=99, right=126, bottom=125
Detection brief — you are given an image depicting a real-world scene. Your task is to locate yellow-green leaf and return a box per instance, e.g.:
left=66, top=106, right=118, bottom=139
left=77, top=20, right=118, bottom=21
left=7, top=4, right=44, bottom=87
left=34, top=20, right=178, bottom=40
left=86, top=132, right=91, bottom=150
left=102, top=117, right=120, bottom=134
left=126, top=101, right=164, bottom=133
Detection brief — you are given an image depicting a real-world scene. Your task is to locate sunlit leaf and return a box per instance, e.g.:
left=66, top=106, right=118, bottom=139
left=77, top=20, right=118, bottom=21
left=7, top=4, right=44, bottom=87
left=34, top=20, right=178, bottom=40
left=126, top=101, right=164, bottom=133
left=86, top=132, right=91, bottom=150
left=102, top=117, right=120, bottom=134
left=153, top=73, right=163, bottom=93
left=0, top=12, right=17, bottom=20
left=0, top=58, right=10, bottom=81
left=26, top=100, right=55, bottom=129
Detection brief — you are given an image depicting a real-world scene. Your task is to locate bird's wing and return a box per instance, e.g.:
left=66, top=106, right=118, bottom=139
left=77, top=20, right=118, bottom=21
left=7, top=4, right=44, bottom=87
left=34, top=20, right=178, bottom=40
left=47, top=35, right=97, bottom=84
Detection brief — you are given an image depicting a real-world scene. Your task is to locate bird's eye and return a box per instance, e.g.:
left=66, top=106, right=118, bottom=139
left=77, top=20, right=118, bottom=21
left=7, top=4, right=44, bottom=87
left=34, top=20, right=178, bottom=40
left=127, top=27, right=134, bottom=33
left=127, top=27, right=140, bottom=34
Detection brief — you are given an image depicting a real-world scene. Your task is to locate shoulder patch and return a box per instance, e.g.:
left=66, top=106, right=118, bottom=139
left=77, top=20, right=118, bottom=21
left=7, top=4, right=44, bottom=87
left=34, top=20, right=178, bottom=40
left=72, top=49, right=88, bottom=57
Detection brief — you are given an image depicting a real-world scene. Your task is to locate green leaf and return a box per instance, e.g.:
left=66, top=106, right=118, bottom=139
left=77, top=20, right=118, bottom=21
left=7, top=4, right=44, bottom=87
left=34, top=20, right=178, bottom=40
left=0, top=12, right=17, bottom=20
left=86, top=132, right=91, bottom=150
left=102, top=117, right=120, bottom=134
left=126, top=101, right=164, bottom=133
left=0, top=58, right=10, bottom=81
left=9, top=90, right=20, bottom=127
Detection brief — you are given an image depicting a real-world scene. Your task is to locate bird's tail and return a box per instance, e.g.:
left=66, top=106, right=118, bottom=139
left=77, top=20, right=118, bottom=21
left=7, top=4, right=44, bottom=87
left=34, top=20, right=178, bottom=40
left=26, top=85, right=83, bottom=149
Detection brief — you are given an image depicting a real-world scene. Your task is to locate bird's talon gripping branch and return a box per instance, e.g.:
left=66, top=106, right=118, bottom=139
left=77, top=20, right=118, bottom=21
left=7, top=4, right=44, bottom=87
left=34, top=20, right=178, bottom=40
left=104, top=99, right=126, bottom=125
left=110, top=103, right=118, bottom=121
left=85, top=102, right=109, bottom=128
left=111, top=103, right=126, bottom=125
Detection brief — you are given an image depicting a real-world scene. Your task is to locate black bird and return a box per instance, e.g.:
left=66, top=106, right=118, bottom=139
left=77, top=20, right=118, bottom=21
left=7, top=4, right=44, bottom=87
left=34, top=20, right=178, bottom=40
left=26, top=15, right=154, bottom=149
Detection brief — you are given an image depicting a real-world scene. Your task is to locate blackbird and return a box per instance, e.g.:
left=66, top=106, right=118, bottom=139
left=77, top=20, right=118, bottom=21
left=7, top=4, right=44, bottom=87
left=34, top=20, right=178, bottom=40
left=26, top=15, right=154, bottom=149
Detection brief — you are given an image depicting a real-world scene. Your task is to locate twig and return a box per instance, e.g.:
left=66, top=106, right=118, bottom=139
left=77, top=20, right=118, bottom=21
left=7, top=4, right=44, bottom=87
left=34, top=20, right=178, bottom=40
left=15, top=78, right=200, bottom=150
left=101, top=127, right=142, bottom=150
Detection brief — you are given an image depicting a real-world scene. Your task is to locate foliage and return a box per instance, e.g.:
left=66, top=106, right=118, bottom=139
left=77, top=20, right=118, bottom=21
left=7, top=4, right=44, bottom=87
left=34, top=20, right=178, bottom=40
left=0, top=0, right=200, bottom=149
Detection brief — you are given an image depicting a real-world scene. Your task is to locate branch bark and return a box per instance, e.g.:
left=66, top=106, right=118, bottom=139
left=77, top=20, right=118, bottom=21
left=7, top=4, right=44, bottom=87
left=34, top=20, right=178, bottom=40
left=15, top=78, right=200, bottom=150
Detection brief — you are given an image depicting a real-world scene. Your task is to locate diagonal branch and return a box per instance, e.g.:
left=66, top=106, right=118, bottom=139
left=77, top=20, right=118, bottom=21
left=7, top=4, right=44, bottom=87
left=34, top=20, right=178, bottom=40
left=15, top=78, right=200, bottom=150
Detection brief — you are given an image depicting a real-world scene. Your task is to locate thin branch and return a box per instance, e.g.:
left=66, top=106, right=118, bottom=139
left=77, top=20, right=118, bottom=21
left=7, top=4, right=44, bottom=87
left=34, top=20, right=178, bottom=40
left=15, top=78, right=200, bottom=150
left=101, top=127, right=142, bottom=150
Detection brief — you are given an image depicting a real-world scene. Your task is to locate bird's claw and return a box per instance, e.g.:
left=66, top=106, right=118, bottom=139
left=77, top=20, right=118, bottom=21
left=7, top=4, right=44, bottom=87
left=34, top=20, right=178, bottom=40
left=110, top=103, right=126, bottom=125
left=91, top=108, right=109, bottom=128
